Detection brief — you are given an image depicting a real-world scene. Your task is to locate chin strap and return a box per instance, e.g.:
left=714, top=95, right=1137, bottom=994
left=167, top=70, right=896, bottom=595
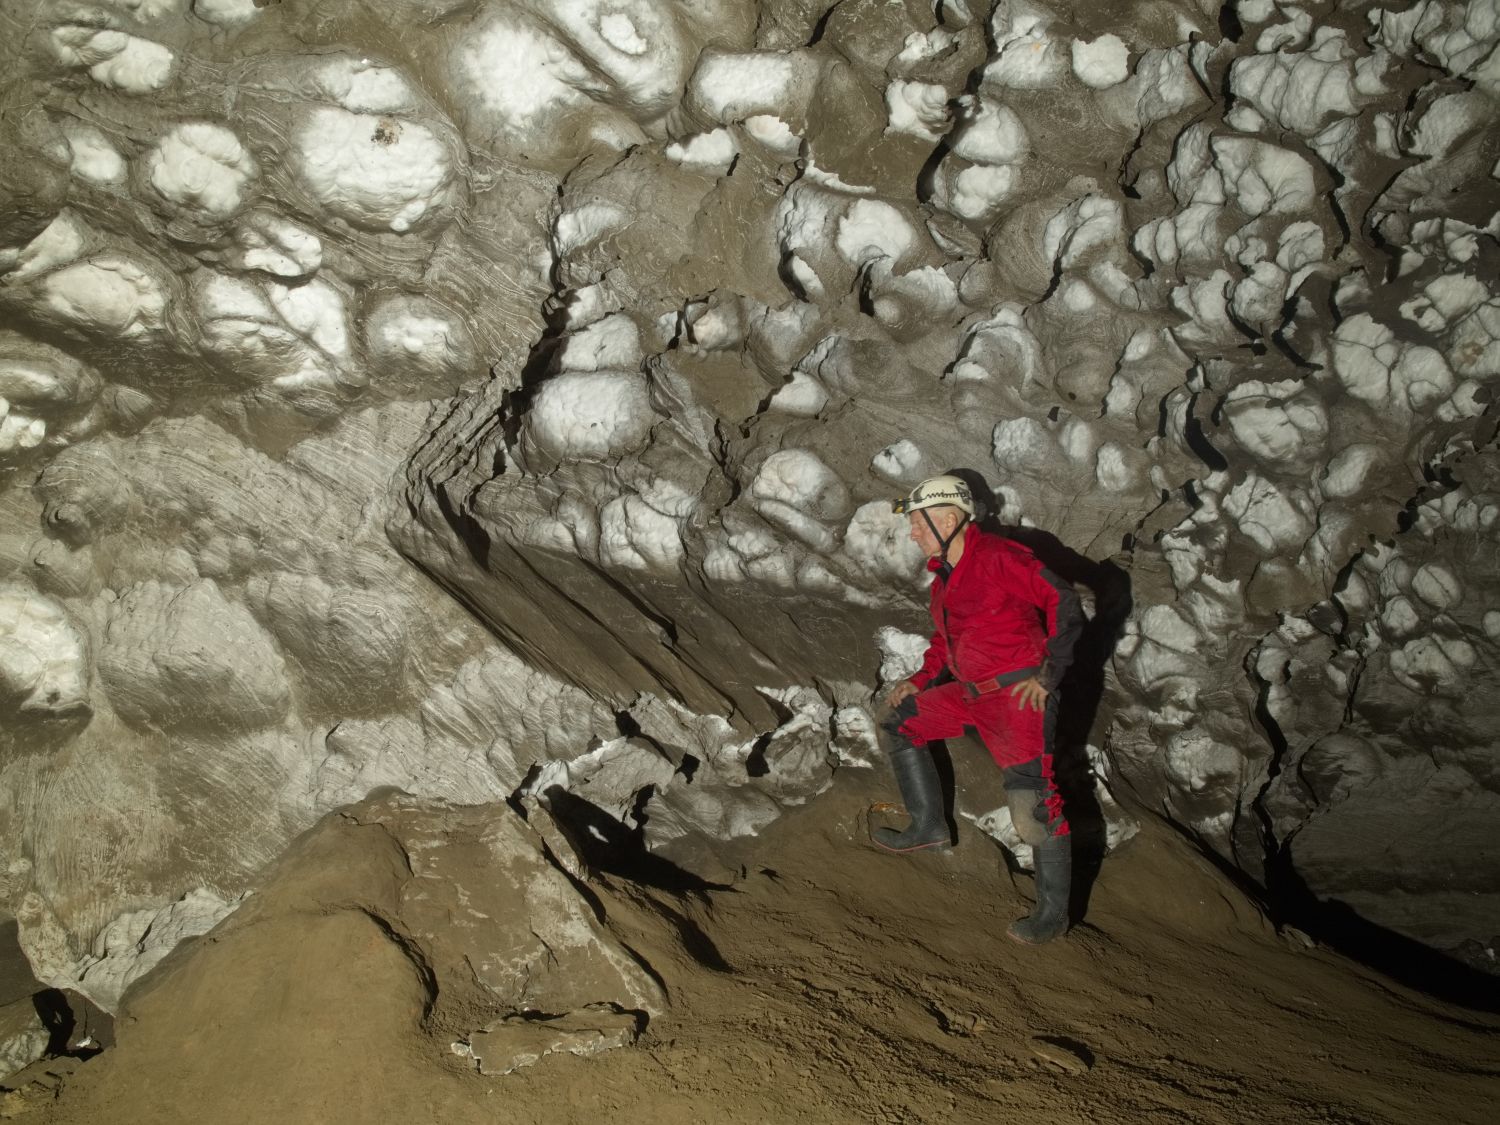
left=922, top=510, right=969, bottom=578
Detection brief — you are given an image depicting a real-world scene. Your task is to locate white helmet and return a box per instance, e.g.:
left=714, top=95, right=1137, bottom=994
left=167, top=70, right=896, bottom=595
left=892, top=474, right=976, bottom=518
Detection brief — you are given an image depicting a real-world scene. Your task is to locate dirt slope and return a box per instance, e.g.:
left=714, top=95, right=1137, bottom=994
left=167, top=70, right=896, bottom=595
left=18, top=769, right=1497, bottom=1125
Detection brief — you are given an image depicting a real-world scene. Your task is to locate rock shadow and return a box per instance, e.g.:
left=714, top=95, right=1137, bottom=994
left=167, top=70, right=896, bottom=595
left=535, top=787, right=736, bottom=974
left=32, top=988, right=110, bottom=1060
left=538, top=786, right=726, bottom=895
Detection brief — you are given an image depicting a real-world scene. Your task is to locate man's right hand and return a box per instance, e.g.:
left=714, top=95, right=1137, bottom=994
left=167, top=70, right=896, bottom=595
left=884, top=680, right=919, bottom=709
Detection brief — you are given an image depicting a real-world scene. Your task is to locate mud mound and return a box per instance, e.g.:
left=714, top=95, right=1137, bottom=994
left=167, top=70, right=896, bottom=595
left=14, top=770, right=1495, bottom=1125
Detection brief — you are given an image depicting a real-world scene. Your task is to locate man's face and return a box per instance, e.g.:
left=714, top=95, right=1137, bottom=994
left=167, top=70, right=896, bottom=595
left=907, top=507, right=960, bottom=558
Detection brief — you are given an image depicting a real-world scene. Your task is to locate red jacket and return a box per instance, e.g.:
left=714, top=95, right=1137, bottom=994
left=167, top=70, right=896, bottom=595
left=909, top=528, right=1083, bottom=693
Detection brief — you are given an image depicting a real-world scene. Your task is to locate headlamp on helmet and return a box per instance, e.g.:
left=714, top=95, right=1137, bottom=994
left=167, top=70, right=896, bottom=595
left=892, top=475, right=976, bottom=518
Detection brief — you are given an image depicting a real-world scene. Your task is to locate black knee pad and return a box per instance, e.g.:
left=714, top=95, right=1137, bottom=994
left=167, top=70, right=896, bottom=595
left=1006, top=787, right=1050, bottom=847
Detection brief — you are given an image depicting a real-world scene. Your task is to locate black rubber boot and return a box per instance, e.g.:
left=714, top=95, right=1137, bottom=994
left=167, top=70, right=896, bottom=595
left=1006, top=833, right=1071, bottom=944
left=872, top=743, right=951, bottom=853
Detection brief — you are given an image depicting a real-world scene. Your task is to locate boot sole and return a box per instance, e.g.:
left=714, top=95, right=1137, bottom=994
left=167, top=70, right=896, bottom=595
left=1005, top=924, right=1067, bottom=946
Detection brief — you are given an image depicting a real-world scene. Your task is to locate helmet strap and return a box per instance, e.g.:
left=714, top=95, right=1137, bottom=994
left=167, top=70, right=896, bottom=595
left=922, top=509, right=969, bottom=577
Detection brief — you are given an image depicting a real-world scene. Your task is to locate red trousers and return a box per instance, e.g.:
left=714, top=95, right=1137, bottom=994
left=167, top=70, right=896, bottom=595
left=898, top=680, right=1070, bottom=837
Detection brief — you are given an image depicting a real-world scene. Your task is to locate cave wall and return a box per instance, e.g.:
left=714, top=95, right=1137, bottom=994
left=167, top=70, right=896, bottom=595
left=1, top=0, right=1497, bottom=1020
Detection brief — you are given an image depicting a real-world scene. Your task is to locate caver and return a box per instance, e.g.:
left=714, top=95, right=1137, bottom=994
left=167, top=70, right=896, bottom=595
left=877, top=474, right=1084, bottom=945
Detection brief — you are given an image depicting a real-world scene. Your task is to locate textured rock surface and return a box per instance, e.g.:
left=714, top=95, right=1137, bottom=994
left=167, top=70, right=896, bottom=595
left=22, top=781, right=1500, bottom=1125
left=33, top=791, right=671, bottom=1117
left=0, top=0, right=1497, bottom=999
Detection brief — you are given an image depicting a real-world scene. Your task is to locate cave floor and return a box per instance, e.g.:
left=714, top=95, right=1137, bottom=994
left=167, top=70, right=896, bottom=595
left=26, top=771, right=1497, bottom=1125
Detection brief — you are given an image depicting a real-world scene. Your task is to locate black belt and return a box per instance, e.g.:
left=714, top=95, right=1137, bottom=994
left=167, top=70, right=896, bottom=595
left=961, top=666, right=1040, bottom=698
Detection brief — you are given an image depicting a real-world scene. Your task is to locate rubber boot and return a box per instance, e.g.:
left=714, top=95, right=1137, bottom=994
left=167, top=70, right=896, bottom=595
left=1006, top=833, right=1071, bottom=944
left=872, top=744, right=950, bottom=853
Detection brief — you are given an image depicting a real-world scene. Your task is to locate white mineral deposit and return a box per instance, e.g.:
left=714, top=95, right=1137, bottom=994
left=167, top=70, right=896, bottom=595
left=0, top=0, right=1496, bottom=1120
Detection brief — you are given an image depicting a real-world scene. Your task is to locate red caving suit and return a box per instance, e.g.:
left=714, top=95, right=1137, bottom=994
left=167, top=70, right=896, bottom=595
left=900, top=527, right=1084, bottom=833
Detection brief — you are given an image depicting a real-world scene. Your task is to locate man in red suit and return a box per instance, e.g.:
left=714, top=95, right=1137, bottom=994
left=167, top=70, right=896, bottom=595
left=877, top=474, right=1083, bottom=944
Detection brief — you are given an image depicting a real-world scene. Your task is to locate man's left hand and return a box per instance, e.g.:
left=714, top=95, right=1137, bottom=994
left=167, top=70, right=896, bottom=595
left=1008, top=676, right=1049, bottom=712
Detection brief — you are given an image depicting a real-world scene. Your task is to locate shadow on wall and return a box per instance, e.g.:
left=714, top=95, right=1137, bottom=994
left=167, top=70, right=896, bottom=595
left=950, top=469, right=1134, bottom=925
left=1266, top=850, right=1500, bottom=1014
left=949, top=473, right=1500, bottom=1012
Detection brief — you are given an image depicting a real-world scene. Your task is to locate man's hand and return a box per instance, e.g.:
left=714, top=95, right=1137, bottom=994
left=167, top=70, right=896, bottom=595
left=1008, top=676, right=1049, bottom=712
left=885, top=679, right=919, bottom=709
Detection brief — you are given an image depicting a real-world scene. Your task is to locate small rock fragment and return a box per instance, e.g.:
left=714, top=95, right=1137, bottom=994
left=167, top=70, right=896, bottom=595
left=461, top=1006, right=643, bottom=1076
left=1029, top=1035, right=1093, bottom=1074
